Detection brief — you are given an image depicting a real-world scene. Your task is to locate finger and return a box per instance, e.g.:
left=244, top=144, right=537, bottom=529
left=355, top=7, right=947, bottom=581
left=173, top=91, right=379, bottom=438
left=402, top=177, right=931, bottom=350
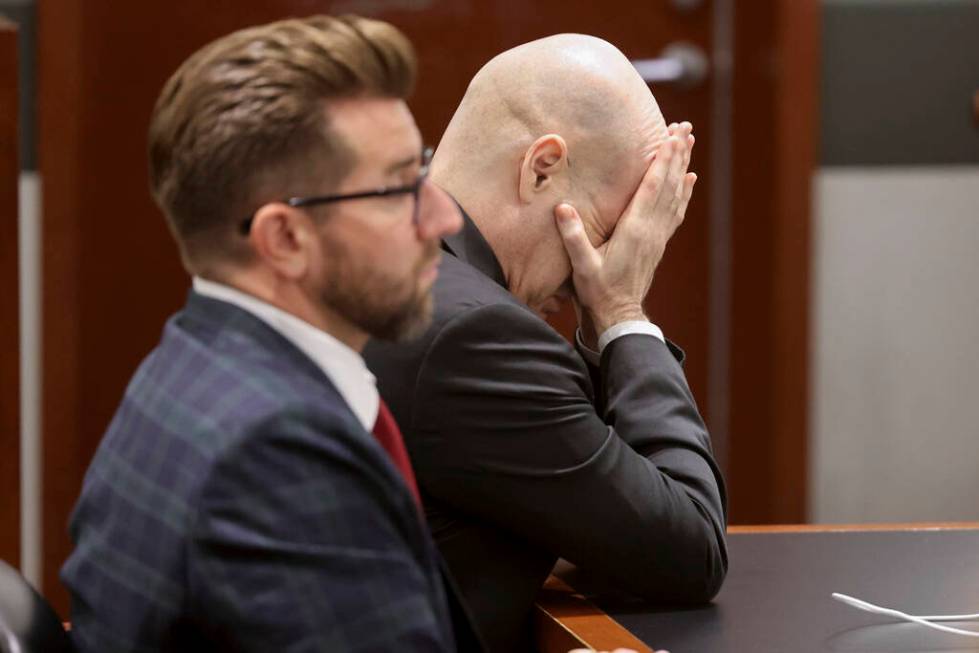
left=555, top=203, right=602, bottom=273
left=670, top=121, right=691, bottom=150
left=668, top=128, right=690, bottom=183
left=674, top=133, right=695, bottom=208
left=684, top=123, right=695, bottom=163
left=678, top=120, right=692, bottom=135
left=670, top=125, right=693, bottom=178
left=641, top=135, right=676, bottom=203
left=671, top=117, right=691, bottom=152
left=682, top=134, right=695, bottom=176
left=654, top=133, right=687, bottom=216
left=674, top=172, right=697, bottom=224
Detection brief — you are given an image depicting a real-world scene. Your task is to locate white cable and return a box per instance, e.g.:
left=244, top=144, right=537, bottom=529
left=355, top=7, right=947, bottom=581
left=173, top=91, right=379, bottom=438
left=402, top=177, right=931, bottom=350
left=832, top=593, right=979, bottom=638
left=833, top=593, right=979, bottom=622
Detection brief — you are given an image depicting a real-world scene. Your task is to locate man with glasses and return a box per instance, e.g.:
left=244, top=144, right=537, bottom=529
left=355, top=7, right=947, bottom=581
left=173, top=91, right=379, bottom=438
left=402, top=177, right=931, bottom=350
left=61, top=15, right=481, bottom=652
left=365, top=34, right=728, bottom=652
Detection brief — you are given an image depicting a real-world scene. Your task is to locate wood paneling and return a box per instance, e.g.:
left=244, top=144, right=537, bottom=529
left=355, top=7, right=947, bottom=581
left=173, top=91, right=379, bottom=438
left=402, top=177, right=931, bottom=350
left=38, top=0, right=84, bottom=610
left=0, top=17, right=20, bottom=568
left=726, top=0, right=819, bottom=523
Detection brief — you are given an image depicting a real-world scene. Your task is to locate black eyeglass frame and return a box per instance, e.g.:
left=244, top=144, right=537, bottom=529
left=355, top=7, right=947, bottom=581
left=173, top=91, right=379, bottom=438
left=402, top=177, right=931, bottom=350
left=240, top=146, right=434, bottom=234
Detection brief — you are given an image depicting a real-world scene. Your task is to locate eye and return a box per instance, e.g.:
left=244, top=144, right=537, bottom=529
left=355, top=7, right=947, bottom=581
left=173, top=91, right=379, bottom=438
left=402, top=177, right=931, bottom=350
left=381, top=193, right=409, bottom=205
left=376, top=188, right=414, bottom=212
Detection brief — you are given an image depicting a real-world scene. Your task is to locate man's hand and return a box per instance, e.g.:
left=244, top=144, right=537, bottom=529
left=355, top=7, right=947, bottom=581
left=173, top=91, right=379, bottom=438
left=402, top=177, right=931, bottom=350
left=555, top=122, right=696, bottom=341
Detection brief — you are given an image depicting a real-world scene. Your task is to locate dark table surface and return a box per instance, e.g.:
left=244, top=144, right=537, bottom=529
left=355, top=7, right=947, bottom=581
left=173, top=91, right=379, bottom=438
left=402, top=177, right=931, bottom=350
left=581, top=528, right=979, bottom=652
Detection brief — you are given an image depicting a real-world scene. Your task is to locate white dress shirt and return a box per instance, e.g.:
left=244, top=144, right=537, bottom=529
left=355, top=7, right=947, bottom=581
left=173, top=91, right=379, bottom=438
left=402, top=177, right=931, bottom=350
left=576, top=320, right=666, bottom=366
left=193, top=277, right=378, bottom=431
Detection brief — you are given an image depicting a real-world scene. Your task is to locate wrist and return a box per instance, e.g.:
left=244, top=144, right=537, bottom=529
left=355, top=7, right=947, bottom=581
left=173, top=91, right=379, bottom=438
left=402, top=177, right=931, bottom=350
left=589, top=304, right=647, bottom=336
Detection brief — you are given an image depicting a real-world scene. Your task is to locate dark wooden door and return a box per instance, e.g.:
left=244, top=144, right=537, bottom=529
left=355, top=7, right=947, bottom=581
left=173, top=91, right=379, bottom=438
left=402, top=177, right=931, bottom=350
left=39, top=0, right=816, bottom=612
left=0, top=16, right=20, bottom=570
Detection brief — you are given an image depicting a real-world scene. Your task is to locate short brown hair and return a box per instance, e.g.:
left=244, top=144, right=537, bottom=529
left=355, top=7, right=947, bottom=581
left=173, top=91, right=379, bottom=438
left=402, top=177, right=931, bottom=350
left=148, top=14, right=417, bottom=271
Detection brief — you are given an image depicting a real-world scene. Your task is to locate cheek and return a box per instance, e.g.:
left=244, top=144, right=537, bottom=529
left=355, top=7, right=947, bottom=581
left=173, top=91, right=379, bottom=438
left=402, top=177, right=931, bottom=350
left=548, top=235, right=573, bottom=283
left=359, top=224, right=417, bottom=265
left=319, top=234, right=396, bottom=298
left=380, top=238, right=431, bottom=295
left=538, top=229, right=573, bottom=283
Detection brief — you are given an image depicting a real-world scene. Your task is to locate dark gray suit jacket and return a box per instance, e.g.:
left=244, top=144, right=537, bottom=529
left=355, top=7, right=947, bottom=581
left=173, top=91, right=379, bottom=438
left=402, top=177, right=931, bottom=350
left=364, top=210, right=728, bottom=652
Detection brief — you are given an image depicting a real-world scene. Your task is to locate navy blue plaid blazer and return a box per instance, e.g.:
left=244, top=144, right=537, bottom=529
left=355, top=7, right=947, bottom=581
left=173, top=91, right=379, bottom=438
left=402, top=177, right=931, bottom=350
left=62, top=291, right=473, bottom=652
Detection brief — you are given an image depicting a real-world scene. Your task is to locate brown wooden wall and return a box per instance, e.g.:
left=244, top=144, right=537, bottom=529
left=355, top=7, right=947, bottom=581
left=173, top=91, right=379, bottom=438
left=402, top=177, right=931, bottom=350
left=0, top=17, right=20, bottom=569
left=727, top=0, right=819, bottom=524
left=37, top=0, right=817, bottom=611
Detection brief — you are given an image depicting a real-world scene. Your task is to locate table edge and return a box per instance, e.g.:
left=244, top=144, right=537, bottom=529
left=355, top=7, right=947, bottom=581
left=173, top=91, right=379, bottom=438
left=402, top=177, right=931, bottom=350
left=534, top=575, right=655, bottom=653
left=533, top=522, right=979, bottom=652
left=728, top=521, right=979, bottom=533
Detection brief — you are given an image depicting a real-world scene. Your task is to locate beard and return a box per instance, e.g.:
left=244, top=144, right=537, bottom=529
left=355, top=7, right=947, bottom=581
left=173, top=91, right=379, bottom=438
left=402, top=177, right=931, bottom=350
left=319, top=237, right=439, bottom=342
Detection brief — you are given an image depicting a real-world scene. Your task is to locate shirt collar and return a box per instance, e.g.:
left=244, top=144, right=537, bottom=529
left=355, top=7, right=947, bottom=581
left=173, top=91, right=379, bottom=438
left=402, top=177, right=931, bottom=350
left=192, top=277, right=378, bottom=431
left=441, top=201, right=508, bottom=289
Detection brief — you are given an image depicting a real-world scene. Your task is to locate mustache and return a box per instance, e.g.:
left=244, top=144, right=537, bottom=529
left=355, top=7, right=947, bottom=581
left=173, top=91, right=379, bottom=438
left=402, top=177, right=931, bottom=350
left=415, top=242, right=441, bottom=273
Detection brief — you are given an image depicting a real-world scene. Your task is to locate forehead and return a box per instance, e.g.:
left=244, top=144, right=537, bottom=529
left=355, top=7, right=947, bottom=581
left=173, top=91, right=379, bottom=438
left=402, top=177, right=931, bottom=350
left=326, top=97, right=422, bottom=173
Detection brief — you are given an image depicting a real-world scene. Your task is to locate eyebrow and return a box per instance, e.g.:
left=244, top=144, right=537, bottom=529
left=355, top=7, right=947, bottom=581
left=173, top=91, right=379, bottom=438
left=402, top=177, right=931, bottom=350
left=384, top=152, right=420, bottom=175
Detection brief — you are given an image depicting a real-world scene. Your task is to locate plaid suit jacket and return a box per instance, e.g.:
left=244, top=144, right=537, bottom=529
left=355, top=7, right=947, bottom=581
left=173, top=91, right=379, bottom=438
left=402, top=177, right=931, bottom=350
left=61, top=291, right=462, bottom=652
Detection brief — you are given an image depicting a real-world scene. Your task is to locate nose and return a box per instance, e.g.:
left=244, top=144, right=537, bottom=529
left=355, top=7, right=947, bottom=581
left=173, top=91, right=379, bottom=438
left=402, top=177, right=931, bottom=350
left=416, top=180, right=462, bottom=241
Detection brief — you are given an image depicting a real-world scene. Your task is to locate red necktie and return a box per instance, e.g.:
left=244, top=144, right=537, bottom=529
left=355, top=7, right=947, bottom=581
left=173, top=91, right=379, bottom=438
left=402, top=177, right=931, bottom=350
left=372, top=399, right=423, bottom=508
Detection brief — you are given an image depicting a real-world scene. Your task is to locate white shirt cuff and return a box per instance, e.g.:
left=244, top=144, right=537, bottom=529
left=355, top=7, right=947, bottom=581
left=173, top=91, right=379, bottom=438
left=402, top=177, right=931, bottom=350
left=575, top=320, right=666, bottom=366
left=599, top=320, right=665, bottom=350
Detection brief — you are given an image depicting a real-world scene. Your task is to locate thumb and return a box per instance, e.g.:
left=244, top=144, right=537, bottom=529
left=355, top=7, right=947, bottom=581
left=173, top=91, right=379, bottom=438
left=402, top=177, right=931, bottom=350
left=555, top=203, right=600, bottom=274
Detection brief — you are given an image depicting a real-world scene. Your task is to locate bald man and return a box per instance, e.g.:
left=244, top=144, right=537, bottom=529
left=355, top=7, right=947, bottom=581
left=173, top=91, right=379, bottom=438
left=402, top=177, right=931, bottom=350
left=365, top=34, right=727, bottom=651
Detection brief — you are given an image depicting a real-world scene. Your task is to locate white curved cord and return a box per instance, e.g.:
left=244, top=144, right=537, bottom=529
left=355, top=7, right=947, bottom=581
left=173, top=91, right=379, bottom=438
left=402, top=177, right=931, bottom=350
left=833, top=593, right=979, bottom=638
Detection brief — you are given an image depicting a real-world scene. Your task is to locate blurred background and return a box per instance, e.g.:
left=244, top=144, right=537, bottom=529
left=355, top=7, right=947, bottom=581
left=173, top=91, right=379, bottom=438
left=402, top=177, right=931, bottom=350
left=1, top=0, right=977, bottom=614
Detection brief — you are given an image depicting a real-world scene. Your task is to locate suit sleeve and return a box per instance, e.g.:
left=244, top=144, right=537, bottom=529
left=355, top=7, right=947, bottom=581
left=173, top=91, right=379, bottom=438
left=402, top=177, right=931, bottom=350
left=186, top=411, right=455, bottom=652
left=412, top=303, right=728, bottom=603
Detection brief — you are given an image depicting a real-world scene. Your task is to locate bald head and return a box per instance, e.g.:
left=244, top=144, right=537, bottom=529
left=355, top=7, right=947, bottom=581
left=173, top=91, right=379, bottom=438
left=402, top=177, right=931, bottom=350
left=433, top=34, right=670, bottom=314
left=435, top=34, right=665, bottom=206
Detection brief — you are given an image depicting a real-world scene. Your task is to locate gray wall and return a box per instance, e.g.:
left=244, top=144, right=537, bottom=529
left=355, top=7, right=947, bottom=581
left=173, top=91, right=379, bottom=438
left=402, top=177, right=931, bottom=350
left=2, top=0, right=40, bottom=581
left=0, top=0, right=35, bottom=169
left=810, top=0, right=979, bottom=523
left=812, top=167, right=979, bottom=522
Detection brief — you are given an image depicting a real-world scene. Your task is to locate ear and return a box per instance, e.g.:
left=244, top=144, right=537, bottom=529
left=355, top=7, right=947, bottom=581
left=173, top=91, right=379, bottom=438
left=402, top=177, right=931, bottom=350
left=518, top=134, right=569, bottom=204
left=248, top=203, right=315, bottom=280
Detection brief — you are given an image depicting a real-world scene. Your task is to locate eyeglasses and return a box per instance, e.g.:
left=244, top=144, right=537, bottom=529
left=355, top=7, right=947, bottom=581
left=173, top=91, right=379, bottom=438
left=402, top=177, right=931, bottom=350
left=240, top=146, right=434, bottom=235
